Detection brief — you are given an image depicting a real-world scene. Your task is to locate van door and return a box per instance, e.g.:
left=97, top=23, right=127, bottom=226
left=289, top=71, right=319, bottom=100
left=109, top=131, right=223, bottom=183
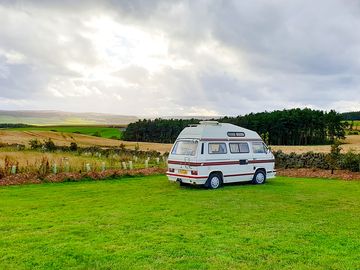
left=224, top=142, right=253, bottom=183
left=250, top=141, right=273, bottom=172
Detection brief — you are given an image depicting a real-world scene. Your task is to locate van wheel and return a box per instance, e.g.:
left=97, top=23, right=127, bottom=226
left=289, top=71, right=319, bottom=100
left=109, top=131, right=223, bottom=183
left=252, top=170, right=266, bottom=184
left=205, top=173, right=223, bottom=189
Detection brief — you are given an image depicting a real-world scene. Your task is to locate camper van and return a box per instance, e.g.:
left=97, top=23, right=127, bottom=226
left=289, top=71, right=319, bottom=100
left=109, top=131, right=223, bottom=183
left=166, top=121, right=276, bottom=189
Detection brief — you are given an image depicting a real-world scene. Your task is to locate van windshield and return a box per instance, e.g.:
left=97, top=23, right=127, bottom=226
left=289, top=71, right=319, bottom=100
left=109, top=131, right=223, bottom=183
left=171, top=140, right=198, bottom=156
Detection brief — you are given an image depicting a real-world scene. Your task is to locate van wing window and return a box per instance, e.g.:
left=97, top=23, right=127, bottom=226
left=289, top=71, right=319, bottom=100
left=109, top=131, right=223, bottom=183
left=252, top=142, right=266, bottom=154
left=230, top=143, right=249, bottom=153
left=208, top=143, right=227, bottom=154
left=171, top=140, right=198, bottom=156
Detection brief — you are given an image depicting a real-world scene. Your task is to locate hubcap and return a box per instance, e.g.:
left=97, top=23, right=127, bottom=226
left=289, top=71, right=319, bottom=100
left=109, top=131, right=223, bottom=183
left=256, top=172, right=265, bottom=183
left=210, top=176, right=220, bottom=188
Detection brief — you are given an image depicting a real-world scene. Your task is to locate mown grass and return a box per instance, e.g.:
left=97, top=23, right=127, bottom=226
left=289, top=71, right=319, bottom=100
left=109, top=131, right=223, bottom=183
left=9, top=126, right=123, bottom=139
left=1, top=176, right=360, bottom=269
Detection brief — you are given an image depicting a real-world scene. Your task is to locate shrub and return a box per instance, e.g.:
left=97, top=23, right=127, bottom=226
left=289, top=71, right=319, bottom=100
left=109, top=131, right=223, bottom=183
left=340, top=151, right=360, bottom=172
left=70, top=142, right=78, bottom=151
left=43, top=138, right=56, bottom=151
left=273, top=149, right=360, bottom=172
left=29, top=139, right=43, bottom=149
left=326, top=140, right=342, bottom=173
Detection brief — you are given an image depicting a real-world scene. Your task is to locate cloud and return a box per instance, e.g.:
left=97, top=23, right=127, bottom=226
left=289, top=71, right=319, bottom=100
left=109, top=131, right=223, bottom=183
left=0, top=0, right=359, bottom=116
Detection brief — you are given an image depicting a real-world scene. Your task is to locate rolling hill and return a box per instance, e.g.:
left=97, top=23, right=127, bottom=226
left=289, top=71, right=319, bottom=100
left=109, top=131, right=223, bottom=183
left=0, top=110, right=138, bottom=125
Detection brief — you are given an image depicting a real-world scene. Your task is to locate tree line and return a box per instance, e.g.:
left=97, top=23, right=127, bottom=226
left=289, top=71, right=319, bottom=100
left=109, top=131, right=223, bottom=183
left=123, top=108, right=346, bottom=145
left=342, top=111, right=360, bottom=121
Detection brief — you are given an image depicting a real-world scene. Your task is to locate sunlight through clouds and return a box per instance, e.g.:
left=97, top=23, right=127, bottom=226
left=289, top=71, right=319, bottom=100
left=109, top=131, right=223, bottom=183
left=0, top=1, right=359, bottom=116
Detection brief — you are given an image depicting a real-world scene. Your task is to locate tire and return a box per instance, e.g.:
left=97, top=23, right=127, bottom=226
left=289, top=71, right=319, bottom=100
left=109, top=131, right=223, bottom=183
left=179, top=181, right=186, bottom=187
left=205, top=173, right=223, bottom=189
left=252, top=170, right=266, bottom=185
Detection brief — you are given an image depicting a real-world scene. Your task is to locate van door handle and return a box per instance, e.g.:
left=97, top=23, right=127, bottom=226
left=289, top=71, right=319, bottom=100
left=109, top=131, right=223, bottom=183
left=239, top=159, right=248, bottom=165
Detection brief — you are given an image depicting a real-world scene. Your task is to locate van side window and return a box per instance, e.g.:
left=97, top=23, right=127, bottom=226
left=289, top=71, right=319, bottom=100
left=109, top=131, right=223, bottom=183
left=208, top=143, right=227, bottom=154
left=229, top=143, right=249, bottom=153
left=252, top=142, right=266, bottom=154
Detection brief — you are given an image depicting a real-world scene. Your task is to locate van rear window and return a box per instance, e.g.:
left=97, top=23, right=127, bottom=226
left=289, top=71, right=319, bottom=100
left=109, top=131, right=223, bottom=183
left=171, top=140, right=198, bottom=156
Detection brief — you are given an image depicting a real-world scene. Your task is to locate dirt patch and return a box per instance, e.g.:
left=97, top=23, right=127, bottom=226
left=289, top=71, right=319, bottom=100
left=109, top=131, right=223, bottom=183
left=0, top=168, right=167, bottom=186
left=277, top=168, right=360, bottom=181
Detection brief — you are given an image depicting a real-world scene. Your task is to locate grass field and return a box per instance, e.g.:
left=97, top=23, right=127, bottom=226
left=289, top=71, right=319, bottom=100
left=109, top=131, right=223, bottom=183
left=1, top=129, right=360, bottom=154
left=9, top=126, right=123, bottom=139
left=1, top=176, right=359, bottom=269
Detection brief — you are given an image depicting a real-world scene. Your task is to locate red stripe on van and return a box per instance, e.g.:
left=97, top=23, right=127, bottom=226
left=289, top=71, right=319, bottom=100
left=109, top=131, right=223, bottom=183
left=166, top=172, right=208, bottom=179
left=200, top=138, right=263, bottom=142
left=168, top=159, right=275, bottom=166
left=248, top=159, right=275, bottom=164
left=224, top=172, right=254, bottom=177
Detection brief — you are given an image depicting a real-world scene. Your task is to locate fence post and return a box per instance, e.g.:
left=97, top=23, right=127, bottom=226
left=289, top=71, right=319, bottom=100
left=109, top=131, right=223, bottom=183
left=53, top=163, right=57, bottom=174
left=65, top=161, right=70, bottom=173
left=129, top=161, right=133, bottom=170
left=122, top=161, right=127, bottom=170
left=101, top=162, right=106, bottom=172
left=85, top=163, right=91, bottom=172
left=145, top=159, right=149, bottom=168
left=156, top=157, right=160, bottom=164
left=11, top=165, right=16, bottom=174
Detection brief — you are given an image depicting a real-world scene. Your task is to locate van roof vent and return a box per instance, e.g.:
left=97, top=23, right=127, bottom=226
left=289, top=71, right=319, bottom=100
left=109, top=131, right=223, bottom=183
left=199, top=121, right=220, bottom=125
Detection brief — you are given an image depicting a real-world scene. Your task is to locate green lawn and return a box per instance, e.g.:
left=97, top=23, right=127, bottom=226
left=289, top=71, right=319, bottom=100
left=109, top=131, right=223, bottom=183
left=1, top=176, right=359, bottom=269
left=11, top=126, right=123, bottom=139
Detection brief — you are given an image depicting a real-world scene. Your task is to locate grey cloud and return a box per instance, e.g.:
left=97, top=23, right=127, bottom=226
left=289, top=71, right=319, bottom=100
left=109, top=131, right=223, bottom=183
left=0, top=0, right=359, bottom=115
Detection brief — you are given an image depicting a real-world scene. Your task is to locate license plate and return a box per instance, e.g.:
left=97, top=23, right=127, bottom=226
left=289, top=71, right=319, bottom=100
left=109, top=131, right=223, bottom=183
left=179, top=169, right=187, bottom=175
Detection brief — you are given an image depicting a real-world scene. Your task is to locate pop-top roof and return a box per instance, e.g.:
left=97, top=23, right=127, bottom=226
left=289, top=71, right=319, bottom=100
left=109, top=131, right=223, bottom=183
left=177, top=121, right=261, bottom=141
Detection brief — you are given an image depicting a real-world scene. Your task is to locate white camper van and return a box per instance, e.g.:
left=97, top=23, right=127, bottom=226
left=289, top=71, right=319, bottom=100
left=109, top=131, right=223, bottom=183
left=166, top=121, right=276, bottom=189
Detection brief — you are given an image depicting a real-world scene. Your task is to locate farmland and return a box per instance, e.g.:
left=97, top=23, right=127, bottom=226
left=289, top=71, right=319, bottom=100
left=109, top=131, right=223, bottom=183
left=0, top=130, right=172, bottom=153
left=2, top=129, right=360, bottom=154
left=8, top=126, right=124, bottom=139
left=1, top=175, right=359, bottom=269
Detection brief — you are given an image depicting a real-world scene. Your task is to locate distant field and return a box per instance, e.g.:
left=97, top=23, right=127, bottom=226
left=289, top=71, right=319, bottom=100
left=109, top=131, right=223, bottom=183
left=0, top=130, right=172, bottom=153
left=343, top=120, right=360, bottom=130
left=1, top=128, right=360, bottom=154
left=9, top=126, right=123, bottom=139
left=271, top=135, right=360, bottom=153
left=0, top=110, right=138, bottom=125
left=0, top=176, right=359, bottom=269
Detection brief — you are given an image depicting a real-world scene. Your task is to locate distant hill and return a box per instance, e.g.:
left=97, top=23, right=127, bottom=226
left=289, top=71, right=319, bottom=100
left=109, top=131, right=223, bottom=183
left=0, top=110, right=138, bottom=126
left=158, top=115, right=222, bottom=120
left=342, top=111, right=360, bottom=121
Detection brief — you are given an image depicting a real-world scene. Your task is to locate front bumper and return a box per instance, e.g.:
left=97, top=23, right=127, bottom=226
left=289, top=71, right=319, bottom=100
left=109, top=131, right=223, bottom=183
left=166, top=172, right=208, bottom=185
left=266, top=170, right=277, bottom=179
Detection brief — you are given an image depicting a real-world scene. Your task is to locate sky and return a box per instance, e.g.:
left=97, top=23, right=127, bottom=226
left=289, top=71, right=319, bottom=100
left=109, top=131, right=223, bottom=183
left=0, top=0, right=359, bottom=117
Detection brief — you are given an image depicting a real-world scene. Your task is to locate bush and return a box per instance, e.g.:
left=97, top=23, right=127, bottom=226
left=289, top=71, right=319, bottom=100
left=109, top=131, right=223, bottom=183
left=340, top=151, right=360, bottom=172
left=70, top=142, right=78, bottom=151
left=274, top=149, right=360, bottom=172
left=29, top=139, right=43, bottom=149
left=43, top=138, right=56, bottom=151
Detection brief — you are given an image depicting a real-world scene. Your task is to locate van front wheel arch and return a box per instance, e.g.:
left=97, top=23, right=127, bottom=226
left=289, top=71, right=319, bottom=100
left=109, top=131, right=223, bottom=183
left=205, top=172, right=223, bottom=189
left=252, top=169, right=266, bottom=185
